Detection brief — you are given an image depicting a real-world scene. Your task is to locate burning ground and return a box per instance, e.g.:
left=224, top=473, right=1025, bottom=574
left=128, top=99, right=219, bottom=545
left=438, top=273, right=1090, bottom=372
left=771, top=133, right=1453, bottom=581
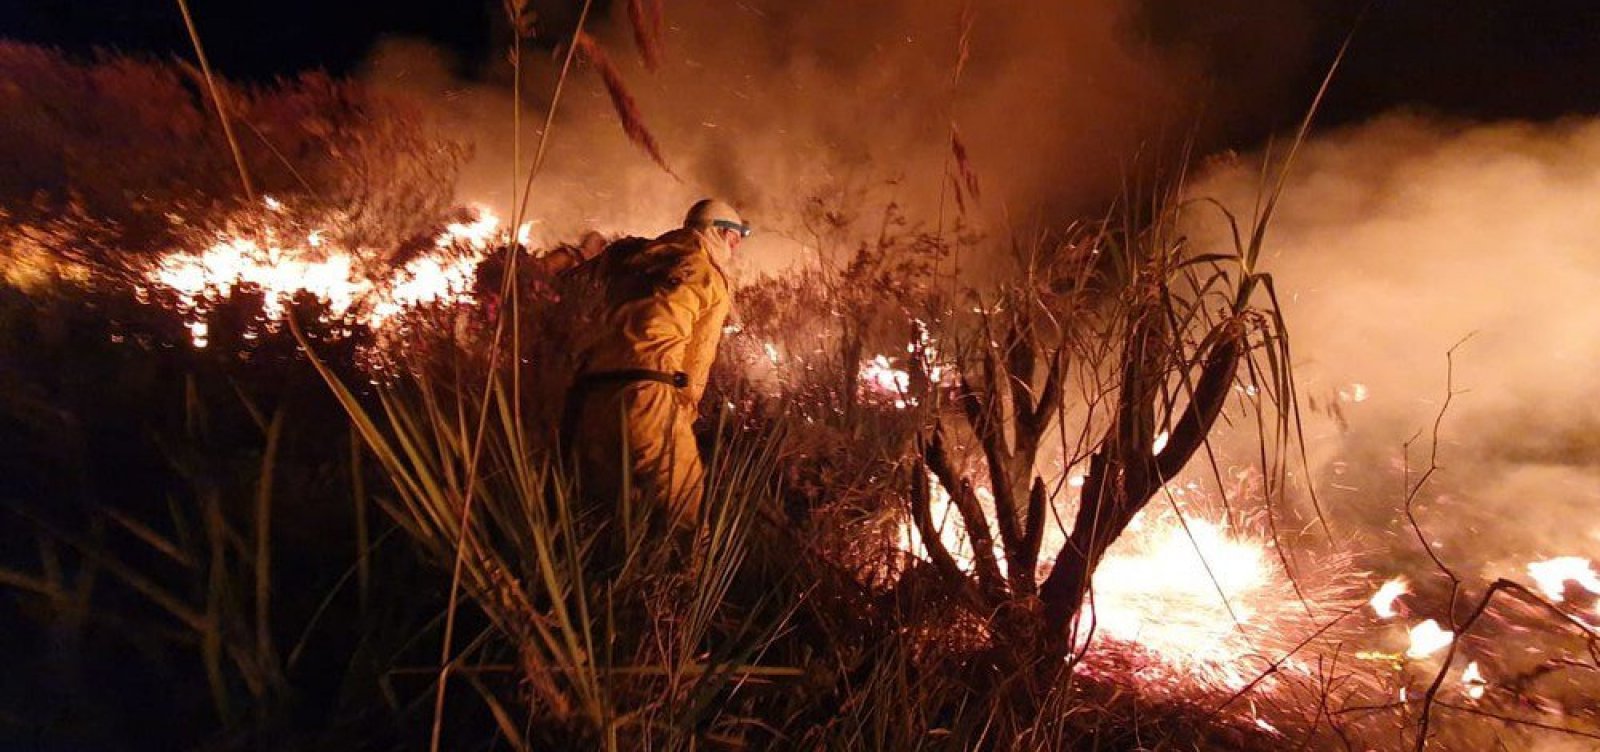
left=1185, top=113, right=1600, bottom=746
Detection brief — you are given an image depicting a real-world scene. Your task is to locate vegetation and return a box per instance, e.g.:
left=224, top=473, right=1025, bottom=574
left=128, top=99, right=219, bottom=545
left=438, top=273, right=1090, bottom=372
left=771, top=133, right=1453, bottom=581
left=4, top=27, right=1597, bottom=752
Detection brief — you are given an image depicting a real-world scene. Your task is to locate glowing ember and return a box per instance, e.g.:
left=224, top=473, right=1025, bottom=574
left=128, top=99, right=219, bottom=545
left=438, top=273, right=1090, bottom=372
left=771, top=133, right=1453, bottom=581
left=860, top=354, right=913, bottom=409
left=188, top=320, right=209, bottom=349
left=1406, top=619, right=1453, bottom=659
left=1461, top=660, right=1487, bottom=700
left=861, top=355, right=910, bottom=393
left=1369, top=577, right=1408, bottom=619
left=1526, top=556, right=1600, bottom=603
left=144, top=204, right=503, bottom=342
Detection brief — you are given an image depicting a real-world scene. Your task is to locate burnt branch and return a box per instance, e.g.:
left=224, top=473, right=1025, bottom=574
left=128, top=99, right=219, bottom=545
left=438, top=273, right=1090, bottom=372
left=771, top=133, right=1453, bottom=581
left=1017, top=476, right=1047, bottom=596
left=957, top=364, right=1023, bottom=572
left=1155, top=326, right=1245, bottom=481
left=1028, top=346, right=1065, bottom=444
left=924, top=430, right=1006, bottom=601
left=1039, top=317, right=1246, bottom=636
left=907, top=458, right=970, bottom=597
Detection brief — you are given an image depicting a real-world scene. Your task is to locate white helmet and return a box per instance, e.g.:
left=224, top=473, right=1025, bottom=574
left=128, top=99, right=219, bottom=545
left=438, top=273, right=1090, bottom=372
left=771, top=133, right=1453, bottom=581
left=683, top=198, right=751, bottom=238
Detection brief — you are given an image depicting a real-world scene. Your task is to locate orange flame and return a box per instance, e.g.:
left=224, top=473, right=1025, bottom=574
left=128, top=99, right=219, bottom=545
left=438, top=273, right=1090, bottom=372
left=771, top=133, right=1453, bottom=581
left=899, top=484, right=1292, bottom=689
left=145, top=203, right=506, bottom=343
left=1405, top=619, right=1453, bottom=659
left=1369, top=577, right=1408, bottom=620
left=1526, top=556, right=1600, bottom=603
left=1461, top=660, right=1487, bottom=700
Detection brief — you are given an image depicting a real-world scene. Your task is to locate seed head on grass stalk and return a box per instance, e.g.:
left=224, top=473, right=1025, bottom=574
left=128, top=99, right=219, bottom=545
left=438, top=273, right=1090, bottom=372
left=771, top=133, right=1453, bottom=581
left=291, top=306, right=804, bottom=747
left=626, top=0, right=667, bottom=71
left=576, top=33, right=678, bottom=180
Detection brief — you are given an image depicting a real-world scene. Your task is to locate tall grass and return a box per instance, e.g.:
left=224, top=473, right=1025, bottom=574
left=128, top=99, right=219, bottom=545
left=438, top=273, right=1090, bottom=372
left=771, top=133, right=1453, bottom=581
left=293, top=304, right=807, bottom=748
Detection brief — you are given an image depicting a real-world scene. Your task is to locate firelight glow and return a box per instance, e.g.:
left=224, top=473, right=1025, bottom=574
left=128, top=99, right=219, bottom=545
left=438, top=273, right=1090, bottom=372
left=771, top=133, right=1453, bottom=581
left=1526, top=556, right=1600, bottom=603
left=897, top=472, right=1290, bottom=690
left=1406, top=619, right=1454, bottom=659
left=145, top=203, right=504, bottom=341
left=1369, top=577, right=1408, bottom=619
left=1461, top=661, right=1488, bottom=700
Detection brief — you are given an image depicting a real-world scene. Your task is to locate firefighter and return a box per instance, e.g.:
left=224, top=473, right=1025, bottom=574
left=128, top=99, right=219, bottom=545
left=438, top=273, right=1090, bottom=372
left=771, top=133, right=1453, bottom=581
left=563, top=199, right=750, bottom=532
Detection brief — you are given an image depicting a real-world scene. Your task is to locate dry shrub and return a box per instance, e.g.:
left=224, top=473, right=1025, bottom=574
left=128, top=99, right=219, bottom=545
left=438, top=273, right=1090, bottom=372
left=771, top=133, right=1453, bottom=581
left=0, top=43, right=468, bottom=277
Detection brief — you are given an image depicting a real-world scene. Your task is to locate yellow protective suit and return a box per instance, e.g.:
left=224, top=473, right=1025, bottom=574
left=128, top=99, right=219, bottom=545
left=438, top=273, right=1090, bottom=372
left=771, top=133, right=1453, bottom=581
left=570, top=227, right=731, bottom=525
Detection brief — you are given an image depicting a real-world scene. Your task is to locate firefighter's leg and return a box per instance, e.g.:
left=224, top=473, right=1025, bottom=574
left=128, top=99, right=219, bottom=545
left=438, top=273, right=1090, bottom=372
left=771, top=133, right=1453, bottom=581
left=575, top=387, right=625, bottom=509
left=619, top=382, right=703, bottom=526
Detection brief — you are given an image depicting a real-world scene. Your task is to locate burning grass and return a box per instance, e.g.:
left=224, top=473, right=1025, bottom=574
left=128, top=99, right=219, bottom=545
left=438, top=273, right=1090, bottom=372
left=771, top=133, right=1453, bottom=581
left=3, top=43, right=1599, bottom=752
left=9, top=172, right=1600, bottom=748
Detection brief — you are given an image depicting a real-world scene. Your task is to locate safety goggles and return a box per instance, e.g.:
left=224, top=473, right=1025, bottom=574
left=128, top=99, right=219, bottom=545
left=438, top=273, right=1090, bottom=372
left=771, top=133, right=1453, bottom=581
left=712, top=219, right=753, bottom=238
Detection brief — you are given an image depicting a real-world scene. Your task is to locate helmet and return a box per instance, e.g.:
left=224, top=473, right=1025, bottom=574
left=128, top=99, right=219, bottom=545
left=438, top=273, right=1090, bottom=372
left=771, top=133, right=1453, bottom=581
left=683, top=198, right=751, bottom=238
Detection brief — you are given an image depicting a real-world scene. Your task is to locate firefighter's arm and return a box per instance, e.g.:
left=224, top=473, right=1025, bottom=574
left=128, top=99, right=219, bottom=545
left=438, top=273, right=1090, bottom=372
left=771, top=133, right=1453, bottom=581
left=673, top=255, right=731, bottom=405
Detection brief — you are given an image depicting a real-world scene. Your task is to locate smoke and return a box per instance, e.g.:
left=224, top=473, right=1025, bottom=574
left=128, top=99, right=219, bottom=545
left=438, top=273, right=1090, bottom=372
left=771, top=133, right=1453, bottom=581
left=1186, top=113, right=1600, bottom=580
left=357, top=0, right=1318, bottom=276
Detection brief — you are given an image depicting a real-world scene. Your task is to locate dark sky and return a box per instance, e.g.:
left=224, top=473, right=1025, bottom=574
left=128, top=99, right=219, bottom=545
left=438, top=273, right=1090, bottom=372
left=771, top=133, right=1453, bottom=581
left=3, top=0, right=1598, bottom=145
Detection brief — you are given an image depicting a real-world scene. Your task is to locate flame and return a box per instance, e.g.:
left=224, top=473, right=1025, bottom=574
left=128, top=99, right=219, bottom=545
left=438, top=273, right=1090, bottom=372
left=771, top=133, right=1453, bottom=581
left=1526, top=556, right=1600, bottom=603
left=861, top=355, right=911, bottom=392
left=1405, top=619, right=1453, bottom=659
left=144, top=203, right=503, bottom=343
left=1369, top=577, right=1408, bottom=619
left=900, top=480, right=1295, bottom=689
left=1461, top=660, right=1487, bottom=700
left=188, top=320, right=209, bottom=349
left=437, top=209, right=502, bottom=250
left=152, top=237, right=366, bottom=320
left=856, top=324, right=948, bottom=410
left=859, top=355, right=915, bottom=409
left=1079, top=516, right=1278, bottom=686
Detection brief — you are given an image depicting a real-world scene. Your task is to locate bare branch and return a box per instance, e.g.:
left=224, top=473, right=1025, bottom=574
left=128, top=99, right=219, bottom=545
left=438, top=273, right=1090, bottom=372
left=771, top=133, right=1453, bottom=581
left=908, top=457, right=970, bottom=595
left=924, top=431, right=1006, bottom=600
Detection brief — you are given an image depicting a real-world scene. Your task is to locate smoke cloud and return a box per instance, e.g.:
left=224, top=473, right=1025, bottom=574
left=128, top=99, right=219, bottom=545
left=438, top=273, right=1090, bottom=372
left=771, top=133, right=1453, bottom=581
left=1186, top=113, right=1600, bottom=580
left=358, top=0, right=1317, bottom=276
left=354, top=0, right=1600, bottom=578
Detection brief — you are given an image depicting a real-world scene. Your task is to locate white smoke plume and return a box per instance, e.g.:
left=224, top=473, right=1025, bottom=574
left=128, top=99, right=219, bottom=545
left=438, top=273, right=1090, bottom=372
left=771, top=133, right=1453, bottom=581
left=1187, top=113, right=1600, bottom=581
left=357, top=0, right=1316, bottom=276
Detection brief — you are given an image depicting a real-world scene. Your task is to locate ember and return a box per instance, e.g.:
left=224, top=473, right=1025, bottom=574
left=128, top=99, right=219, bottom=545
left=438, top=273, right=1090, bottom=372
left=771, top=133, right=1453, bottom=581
left=1369, top=576, right=1408, bottom=619
left=1526, top=556, right=1600, bottom=604
left=1461, top=660, right=1488, bottom=700
left=1406, top=619, right=1454, bottom=659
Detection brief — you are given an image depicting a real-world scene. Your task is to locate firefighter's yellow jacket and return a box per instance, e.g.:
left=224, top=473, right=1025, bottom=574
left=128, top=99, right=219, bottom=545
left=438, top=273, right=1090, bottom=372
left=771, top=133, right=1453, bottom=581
left=571, top=227, right=732, bottom=522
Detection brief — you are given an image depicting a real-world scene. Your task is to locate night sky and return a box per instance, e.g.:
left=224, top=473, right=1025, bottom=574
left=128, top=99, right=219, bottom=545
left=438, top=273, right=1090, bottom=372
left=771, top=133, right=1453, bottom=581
left=4, top=0, right=1599, bottom=150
